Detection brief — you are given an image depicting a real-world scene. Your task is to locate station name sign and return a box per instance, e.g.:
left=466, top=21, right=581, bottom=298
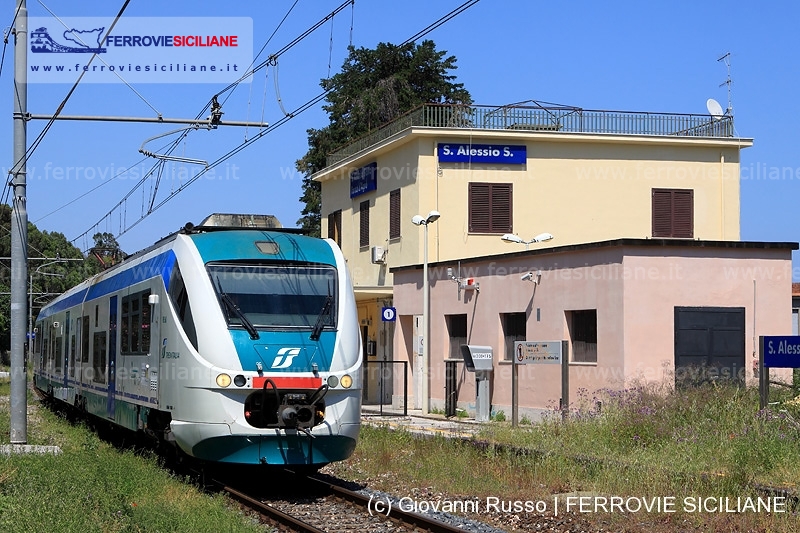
left=763, top=335, right=800, bottom=368
left=438, top=143, right=526, bottom=164
left=350, top=162, right=377, bottom=198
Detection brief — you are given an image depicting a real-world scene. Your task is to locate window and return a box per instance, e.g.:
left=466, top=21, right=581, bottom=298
left=359, top=200, right=370, bottom=247
left=652, top=188, right=693, bottom=238
left=446, top=314, right=468, bottom=360
left=502, top=312, right=527, bottom=361
left=81, top=315, right=90, bottom=363
left=92, top=331, right=107, bottom=383
left=69, top=335, right=76, bottom=378
left=121, top=290, right=151, bottom=355
left=54, top=337, right=63, bottom=374
left=169, top=264, right=198, bottom=350
left=389, top=189, right=401, bottom=239
left=568, top=309, right=597, bottom=363
left=208, top=263, right=338, bottom=330
left=468, top=183, right=512, bottom=233
left=327, top=210, right=342, bottom=247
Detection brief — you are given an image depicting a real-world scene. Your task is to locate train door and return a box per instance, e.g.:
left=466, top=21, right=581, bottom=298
left=107, top=296, right=118, bottom=419
left=74, top=316, right=81, bottom=386
left=80, top=313, right=90, bottom=388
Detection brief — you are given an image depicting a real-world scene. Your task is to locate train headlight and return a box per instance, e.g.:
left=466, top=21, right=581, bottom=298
left=216, top=373, right=232, bottom=387
left=327, top=375, right=339, bottom=388
left=234, top=375, right=247, bottom=387
left=340, top=374, right=353, bottom=389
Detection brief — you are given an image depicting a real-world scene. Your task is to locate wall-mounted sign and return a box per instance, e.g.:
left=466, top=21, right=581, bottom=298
left=514, top=341, right=562, bottom=364
left=350, top=162, right=378, bottom=198
left=438, top=143, right=526, bottom=165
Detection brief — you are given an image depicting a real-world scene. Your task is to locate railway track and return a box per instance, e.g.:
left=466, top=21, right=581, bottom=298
left=222, top=472, right=497, bottom=533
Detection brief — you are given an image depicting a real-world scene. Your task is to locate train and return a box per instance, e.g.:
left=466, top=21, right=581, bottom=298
left=32, top=214, right=362, bottom=467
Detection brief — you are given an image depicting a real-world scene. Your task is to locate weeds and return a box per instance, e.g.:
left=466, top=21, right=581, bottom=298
left=330, top=382, right=800, bottom=532
left=0, top=388, right=263, bottom=532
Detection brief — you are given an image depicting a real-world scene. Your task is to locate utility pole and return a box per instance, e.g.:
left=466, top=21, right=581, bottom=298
left=10, top=0, right=28, bottom=444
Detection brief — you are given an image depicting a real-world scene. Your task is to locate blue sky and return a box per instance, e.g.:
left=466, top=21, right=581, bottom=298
left=5, top=1, right=800, bottom=276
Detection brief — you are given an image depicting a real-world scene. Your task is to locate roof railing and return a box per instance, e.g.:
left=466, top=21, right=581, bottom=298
left=326, top=102, right=734, bottom=166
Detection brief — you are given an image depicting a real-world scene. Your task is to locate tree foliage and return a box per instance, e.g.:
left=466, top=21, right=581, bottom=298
left=0, top=205, right=123, bottom=354
left=296, top=40, right=472, bottom=236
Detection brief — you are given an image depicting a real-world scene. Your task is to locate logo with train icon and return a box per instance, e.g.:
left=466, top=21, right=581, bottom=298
left=30, top=26, right=107, bottom=53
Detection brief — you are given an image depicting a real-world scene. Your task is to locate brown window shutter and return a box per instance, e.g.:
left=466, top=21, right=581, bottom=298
left=672, top=190, right=693, bottom=238
left=491, top=183, right=512, bottom=233
left=389, top=189, right=401, bottom=239
left=652, top=189, right=673, bottom=237
left=359, top=201, right=369, bottom=247
left=327, top=213, right=336, bottom=240
left=469, top=182, right=513, bottom=233
left=652, top=188, right=693, bottom=238
left=327, top=210, right=341, bottom=246
left=469, top=183, right=490, bottom=233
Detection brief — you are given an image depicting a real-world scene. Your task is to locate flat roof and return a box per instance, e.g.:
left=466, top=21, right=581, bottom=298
left=324, top=102, right=751, bottom=168
left=390, top=238, right=799, bottom=273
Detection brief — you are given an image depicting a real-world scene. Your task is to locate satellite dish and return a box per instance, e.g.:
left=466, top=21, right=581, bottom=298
left=706, top=98, right=724, bottom=118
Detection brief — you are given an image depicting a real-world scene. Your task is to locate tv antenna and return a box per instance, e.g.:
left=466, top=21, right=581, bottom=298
left=717, top=52, right=733, bottom=115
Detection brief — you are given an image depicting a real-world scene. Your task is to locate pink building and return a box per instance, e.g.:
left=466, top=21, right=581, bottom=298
left=391, top=238, right=796, bottom=419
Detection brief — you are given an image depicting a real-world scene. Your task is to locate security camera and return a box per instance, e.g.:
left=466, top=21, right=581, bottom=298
left=521, top=272, right=533, bottom=281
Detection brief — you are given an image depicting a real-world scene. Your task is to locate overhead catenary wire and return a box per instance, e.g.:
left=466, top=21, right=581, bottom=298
left=71, top=1, right=356, bottom=243
left=6, top=0, right=133, bottom=190
left=57, top=0, right=312, bottom=241
left=36, top=0, right=161, bottom=117
left=71, top=0, right=482, bottom=246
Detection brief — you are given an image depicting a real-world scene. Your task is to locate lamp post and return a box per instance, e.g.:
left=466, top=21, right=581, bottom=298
left=411, top=210, right=440, bottom=415
left=28, top=260, right=65, bottom=365
left=501, top=232, right=554, bottom=250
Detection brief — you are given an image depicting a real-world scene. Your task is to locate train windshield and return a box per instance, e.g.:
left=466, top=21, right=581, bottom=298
left=207, top=263, right=337, bottom=331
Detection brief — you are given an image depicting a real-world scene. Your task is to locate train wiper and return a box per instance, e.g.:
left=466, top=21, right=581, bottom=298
left=216, top=277, right=260, bottom=340
left=310, top=293, right=333, bottom=342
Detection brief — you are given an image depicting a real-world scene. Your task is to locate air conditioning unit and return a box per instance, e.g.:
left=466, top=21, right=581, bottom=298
left=371, top=245, right=385, bottom=264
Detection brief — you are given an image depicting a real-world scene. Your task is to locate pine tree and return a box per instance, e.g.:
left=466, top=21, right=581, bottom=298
left=296, top=40, right=471, bottom=236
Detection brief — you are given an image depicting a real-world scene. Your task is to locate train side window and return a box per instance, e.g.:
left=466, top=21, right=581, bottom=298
left=92, top=331, right=107, bottom=383
left=141, top=292, right=151, bottom=352
left=81, top=315, right=90, bottom=363
left=121, top=300, right=129, bottom=353
left=95, top=305, right=99, bottom=328
left=121, top=289, right=151, bottom=355
left=55, top=337, right=63, bottom=375
left=168, top=264, right=198, bottom=350
left=69, top=334, right=76, bottom=378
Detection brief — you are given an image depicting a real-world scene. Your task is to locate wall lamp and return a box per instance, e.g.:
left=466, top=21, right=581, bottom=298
left=501, top=232, right=554, bottom=250
left=411, top=210, right=441, bottom=226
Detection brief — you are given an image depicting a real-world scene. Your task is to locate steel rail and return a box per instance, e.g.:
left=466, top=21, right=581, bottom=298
left=223, top=484, right=327, bottom=533
left=306, top=474, right=469, bottom=533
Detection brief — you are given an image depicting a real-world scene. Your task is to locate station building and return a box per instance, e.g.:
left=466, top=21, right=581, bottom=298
left=312, top=102, right=796, bottom=414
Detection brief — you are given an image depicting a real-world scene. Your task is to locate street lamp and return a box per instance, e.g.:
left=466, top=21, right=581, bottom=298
left=501, top=232, right=554, bottom=250
left=28, top=260, right=65, bottom=365
left=411, top=210, right=440, bottom=415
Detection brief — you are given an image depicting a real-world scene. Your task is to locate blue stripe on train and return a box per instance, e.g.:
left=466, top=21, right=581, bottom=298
left=38, top=250, right=176, bottom=320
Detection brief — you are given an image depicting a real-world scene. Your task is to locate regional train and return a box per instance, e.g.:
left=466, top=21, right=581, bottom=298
left=32, top=214, right=362, bottom=467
